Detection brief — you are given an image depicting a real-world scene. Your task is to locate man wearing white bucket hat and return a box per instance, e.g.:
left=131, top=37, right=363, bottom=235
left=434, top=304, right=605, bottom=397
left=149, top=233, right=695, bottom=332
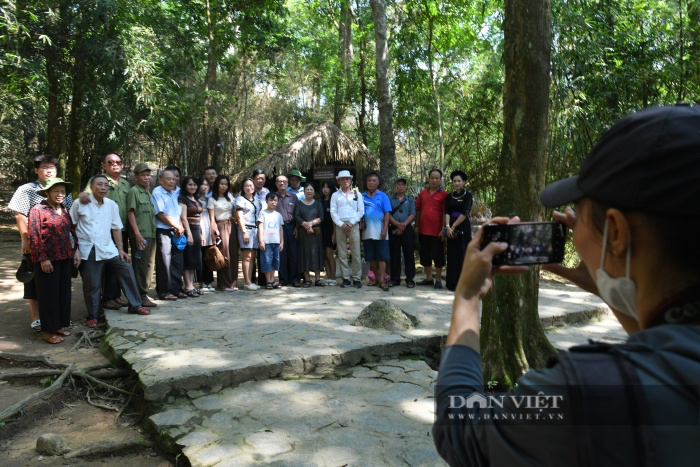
left=330, top=170, right=364, bottom=288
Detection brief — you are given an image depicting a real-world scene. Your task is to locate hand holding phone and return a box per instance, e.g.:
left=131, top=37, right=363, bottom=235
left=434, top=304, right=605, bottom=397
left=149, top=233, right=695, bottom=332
left=481, top=221, right=566, bottom=266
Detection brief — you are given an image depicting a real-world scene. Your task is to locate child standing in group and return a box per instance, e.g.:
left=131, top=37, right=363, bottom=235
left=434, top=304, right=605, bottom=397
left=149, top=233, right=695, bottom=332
left=257, top=193, right=284, bottom=289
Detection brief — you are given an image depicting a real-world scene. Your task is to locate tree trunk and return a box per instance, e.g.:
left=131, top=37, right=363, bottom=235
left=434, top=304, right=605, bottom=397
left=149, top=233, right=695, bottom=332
left=65, top=53, right=85, bottom=195
left=481, top=0, right=554, bottom=389
left=426, top=14, right=444, bottom=171
left=370, top=0, right=396, bottom=183
left=44, top=8, right=62, bottom=160
left=202, top=0, right=217, bottom=171
left=334, top=0, right=353, bottom=129
left=356, top=0, right=369, bottom=148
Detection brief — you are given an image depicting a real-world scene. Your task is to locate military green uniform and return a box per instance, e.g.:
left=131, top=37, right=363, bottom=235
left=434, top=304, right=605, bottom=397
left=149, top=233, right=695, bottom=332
left=126, top=183, right=156, bottom=300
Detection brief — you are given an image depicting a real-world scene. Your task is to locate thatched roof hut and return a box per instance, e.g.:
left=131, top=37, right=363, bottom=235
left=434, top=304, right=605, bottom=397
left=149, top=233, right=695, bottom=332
left=231, top=122, right=376, bottom=188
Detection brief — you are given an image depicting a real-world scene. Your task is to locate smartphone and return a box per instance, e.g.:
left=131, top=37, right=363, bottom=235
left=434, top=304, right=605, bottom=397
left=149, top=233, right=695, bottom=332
left=481, top=221, right=566, bottom=266
left=215, top=238, right=222, bottom=245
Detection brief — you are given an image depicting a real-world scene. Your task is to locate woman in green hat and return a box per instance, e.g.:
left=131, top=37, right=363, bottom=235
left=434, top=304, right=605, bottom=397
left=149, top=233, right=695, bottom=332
left=28, top=177, right=81, bottom=344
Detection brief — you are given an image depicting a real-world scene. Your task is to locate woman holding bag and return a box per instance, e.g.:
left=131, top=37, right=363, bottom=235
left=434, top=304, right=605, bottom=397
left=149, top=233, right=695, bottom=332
left=208, top=175, right=238, bottom=291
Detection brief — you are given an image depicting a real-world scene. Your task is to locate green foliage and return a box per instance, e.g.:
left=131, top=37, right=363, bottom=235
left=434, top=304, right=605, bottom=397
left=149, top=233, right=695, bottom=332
left=39, top=376, right=55, bottom=388
left=1, top=0, right=699, bottom=191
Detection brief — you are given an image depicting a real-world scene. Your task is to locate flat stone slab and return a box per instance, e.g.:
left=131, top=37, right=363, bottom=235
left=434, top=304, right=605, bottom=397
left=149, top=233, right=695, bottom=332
left=103, top=281, right=609, bottom=402
left=546, top=309, right=627, bottom=350
left=149, top=358, right=445, bottom=467
left=103, top=281, right=607, bottom=402
left=102, top=279, right=615, bottom=465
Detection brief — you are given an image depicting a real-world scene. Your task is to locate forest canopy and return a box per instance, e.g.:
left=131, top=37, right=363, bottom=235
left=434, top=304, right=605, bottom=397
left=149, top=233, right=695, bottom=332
left=1, top=0, right=698, bottom=204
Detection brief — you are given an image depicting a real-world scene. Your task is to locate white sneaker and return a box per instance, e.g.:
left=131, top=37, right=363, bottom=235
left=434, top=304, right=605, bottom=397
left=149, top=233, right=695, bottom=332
left=206, top=284, right=216, bottom=292
left=244, top=283, right=259, bottom=291
left=326, top=279, right=336, bottom=285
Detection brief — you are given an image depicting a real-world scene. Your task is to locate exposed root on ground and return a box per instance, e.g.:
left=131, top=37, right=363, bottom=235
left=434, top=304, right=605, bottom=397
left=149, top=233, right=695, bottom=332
left=0, top=351, right=140, bottom=424
left=63, top=439, right=153, bottom=459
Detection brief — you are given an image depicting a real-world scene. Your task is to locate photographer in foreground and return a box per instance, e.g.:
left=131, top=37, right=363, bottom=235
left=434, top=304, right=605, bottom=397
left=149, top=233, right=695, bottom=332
left=433, top=104, right=700, bottom=466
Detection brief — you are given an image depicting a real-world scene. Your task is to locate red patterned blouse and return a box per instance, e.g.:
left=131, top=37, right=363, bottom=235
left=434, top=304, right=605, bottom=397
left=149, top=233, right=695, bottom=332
left=28, top=201, right=77, bottom=263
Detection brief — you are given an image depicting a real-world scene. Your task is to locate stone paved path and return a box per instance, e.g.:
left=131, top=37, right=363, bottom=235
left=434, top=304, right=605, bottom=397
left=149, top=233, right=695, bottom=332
left=101, top=281, right=619, bottom=466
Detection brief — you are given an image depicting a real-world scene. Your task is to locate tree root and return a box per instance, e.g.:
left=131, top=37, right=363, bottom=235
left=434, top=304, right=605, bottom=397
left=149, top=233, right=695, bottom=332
left=67, top=330, right=104, bottom=352
left=0, top=353, right=138, bottom=424
left=86, top=392, right=119, bottom=412
left=63, top=439, right=153, bottom=459
left=0, top=351, right=66, bottom=368
left=0, top=363, right=75, bottom=422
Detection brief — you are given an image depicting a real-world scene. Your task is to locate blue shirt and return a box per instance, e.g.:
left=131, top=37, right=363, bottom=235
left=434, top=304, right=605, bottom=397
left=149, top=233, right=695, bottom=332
left=151, top=186, right=182, bottom=230
left=287, top=185, right=305, bottom=201
left=362, top=190, right=391, bottom=240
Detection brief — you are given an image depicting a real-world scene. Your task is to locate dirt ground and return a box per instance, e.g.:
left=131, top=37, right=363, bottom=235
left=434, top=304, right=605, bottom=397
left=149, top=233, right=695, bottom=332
left=0, top=192, right=175, bottom=465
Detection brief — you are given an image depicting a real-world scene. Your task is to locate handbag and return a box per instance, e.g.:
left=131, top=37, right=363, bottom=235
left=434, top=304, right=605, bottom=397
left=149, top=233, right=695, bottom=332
left=16, top=254, right=34, bottom=283
left=204, top=245, right=228, bottom=271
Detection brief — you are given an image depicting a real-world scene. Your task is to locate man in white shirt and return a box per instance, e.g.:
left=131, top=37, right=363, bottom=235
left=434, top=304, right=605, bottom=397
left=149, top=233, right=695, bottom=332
left=71, top=175, right=150, bottom=327
left=330, top=170, right=364, bottom=288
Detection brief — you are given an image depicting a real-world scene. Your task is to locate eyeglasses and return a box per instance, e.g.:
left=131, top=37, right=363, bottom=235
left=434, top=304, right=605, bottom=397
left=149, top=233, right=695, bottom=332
left=105, top=160, right=122, bottom=166
left=37, top=166, right=56, bottom=171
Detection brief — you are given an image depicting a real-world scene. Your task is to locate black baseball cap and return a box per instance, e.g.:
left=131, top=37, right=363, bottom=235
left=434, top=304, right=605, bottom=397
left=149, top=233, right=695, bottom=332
left=540, top=104, right=700, bottom=216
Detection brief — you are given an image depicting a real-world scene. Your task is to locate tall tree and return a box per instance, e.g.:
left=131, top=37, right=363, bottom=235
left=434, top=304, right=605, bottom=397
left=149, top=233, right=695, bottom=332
left=481, top=0, right=554, bottom=388
left=369, top=0, right=396, bottom=182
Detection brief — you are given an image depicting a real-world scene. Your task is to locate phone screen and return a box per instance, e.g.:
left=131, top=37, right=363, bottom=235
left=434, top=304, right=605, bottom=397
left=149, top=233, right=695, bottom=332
left=482, top=222, right=566, bottom=266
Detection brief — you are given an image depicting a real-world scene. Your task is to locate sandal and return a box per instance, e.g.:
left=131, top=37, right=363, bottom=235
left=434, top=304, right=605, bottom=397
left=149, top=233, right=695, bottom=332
left=185, top=289, right=199, bottom=297
left=302, top=281, right=311, bottom=288
left=273, top=283, right=282, bottom=289
left=31, top=320, right=41, bottom=332
left=55, top=329, right=71, bottom=337
left=314, top=280, right=326, bottom=287
left=42, top=333, right=64, bottom=344
left=266, top=282, right=274, bottom=290
left=160, top=293, right=178, bottom=301
left=379, top=282, right=390, bottom=292
left=367, top=281, right=378, bottom=287
left=85, top=319, right=98, bottom=328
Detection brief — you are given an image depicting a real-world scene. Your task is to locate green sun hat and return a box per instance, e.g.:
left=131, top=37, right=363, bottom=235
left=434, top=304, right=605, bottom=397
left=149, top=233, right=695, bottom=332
left=287, top=169, right=306, bottom=182
left=37, top=177, right=73, bottom=197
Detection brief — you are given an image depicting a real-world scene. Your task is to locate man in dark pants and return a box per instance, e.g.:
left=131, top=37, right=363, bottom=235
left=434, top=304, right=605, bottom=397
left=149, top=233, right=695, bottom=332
left=151, top=170, right=186, bottom=300
left=126, top=163, right=157, bottom=307
left=71, top=175, right=150, bottom=327
left=79, top=153, right=131, bottom=310
left=273, top=175, right=300, bottom=287
left=389, top=178, right=416, bottom=288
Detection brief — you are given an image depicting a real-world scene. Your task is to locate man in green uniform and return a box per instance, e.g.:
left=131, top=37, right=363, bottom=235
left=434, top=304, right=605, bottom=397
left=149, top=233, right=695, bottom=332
left=126, top=163, right=157, bottom=307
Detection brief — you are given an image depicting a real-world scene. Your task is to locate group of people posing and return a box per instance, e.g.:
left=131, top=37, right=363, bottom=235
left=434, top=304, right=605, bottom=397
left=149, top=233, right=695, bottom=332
left=10, top=154, right=473, bottom=344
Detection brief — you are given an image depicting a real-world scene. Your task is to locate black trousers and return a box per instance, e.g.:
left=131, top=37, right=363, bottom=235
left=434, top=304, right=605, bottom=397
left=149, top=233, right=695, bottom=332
left=389, top=225, right=416, bottom=284
left=34, top=258, right=72, bottom=332
left=445, top=229, right=470, bottom=291
left=81, top=248, right=142, bottom=320
left=278, top=223, right=299, bottom=285
left=155, top=229, right=185, bottom=297
left=103, top=231, right=129, bottom=302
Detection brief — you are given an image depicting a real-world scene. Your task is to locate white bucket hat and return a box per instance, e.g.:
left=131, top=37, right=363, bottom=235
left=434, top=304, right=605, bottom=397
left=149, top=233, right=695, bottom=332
left=336, top=170, right=353, bottom=179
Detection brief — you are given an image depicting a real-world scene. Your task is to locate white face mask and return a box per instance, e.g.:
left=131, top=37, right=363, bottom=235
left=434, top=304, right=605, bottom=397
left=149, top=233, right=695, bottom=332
left=595, top=219, right=638, bottom=318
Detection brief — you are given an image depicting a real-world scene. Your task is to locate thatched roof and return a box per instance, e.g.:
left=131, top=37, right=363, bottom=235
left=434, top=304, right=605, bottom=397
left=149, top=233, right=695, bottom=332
left=231, top=122, right=376, bottom=186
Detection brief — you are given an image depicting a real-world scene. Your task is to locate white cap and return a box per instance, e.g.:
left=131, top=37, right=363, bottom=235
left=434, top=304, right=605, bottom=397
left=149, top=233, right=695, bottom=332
left=336, top=170, right=353, bottom=179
